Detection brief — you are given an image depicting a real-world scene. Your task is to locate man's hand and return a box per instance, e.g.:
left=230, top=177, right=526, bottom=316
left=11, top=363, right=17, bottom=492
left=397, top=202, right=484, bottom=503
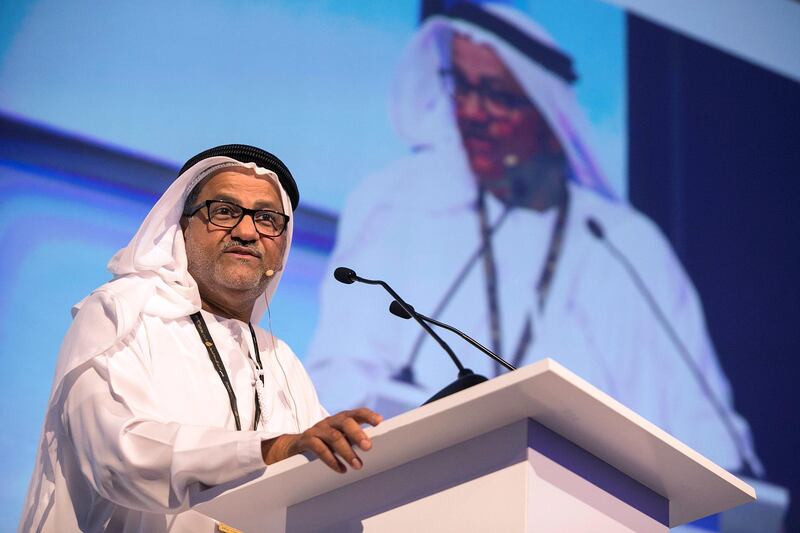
left=261, top=408, right=383, bottom=473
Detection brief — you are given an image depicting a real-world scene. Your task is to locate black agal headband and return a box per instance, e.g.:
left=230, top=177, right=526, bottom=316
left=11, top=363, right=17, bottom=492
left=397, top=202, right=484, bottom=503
left=444, top=2, right=578, bottom=85
left=179, top=144, right=300, bottom=211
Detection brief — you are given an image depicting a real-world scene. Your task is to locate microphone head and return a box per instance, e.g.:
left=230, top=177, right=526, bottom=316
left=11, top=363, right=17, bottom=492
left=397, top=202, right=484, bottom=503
left=586, top=217, right=605, bottom=240
left=333, top=266, right=357, bottom=284
left=389, top=300, right=413, bottom=319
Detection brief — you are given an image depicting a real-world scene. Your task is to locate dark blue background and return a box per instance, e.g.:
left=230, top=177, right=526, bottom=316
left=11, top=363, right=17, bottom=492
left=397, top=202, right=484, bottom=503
left=628, top=15, right=800, bottom=528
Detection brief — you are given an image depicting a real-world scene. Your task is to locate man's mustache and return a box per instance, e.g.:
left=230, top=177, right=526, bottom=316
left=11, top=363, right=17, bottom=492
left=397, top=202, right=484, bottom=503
left=221, top=240, right=262, bottom=257
left=459, top=119, right=493, bottom=142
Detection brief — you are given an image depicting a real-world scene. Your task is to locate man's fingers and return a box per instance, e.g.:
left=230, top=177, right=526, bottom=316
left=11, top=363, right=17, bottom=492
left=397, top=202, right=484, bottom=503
left=305, top=436, right=346, bottom=473
left=341, top=417, right=371, bottom=451
left=291, top=408, right=382, bottom=473
left=321, top=426, right=363, bottom=470
left=345, top=407, right=383, bottom=427
left=332, top=407, right=382, bottom=452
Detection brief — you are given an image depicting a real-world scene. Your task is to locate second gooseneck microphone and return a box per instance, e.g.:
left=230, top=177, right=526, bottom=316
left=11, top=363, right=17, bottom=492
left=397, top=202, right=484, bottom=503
left=585, top=216, right=761, bottom=477
left=389, top=301, right=516, bottom=372
left=333, top=267, right=488, bottom=404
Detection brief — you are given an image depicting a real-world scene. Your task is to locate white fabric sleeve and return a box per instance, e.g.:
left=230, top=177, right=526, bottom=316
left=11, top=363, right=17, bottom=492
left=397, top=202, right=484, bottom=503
left=272, top=338, right=330, bottom=423
left=62, top=354, right=274, bottom=514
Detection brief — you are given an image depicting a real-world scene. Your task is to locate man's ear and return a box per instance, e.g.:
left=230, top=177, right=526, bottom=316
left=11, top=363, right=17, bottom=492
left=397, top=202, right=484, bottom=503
left=179, top=215, right=189, bottom=233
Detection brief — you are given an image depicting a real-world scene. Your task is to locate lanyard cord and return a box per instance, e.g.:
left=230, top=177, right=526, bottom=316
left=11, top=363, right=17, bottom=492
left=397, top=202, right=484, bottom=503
left=248, top=322, right=265, bottom=429
left=477, top=190, right=504, bottom=361
left=190, top=312, right=264, bottom=431
left=477, top=188, right=571, bottom=375
left=398, top=205, right=513, bottom=384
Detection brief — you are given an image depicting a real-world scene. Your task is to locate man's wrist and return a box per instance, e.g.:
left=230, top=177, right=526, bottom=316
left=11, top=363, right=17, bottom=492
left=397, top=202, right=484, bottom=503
left=261, top=434, right=297, bottom=465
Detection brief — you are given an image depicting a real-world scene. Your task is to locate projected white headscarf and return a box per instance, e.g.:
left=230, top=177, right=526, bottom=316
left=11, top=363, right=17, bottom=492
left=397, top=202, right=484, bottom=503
left=24, top=156, right=294, bottom=523
left=390, top=3, right=616, bottom=199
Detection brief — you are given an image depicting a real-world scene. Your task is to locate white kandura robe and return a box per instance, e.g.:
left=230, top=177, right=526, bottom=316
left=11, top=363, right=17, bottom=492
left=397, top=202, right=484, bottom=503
left=20, top=156, right=326, bottom=532
left=24, top=300, right=326, bottom=533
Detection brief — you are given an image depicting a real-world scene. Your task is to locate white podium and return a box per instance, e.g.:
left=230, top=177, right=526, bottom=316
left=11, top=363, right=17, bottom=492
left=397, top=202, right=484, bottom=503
left=190, top=358, right=755, bottom=532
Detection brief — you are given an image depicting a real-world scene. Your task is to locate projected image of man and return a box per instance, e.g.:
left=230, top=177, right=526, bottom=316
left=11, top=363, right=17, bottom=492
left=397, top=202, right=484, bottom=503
left=306, top=3, right=761, bottom=476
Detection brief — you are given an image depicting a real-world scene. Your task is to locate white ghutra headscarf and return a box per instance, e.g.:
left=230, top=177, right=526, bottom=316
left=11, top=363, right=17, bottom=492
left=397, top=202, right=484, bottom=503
left=390, top=2, right=616, bottom=199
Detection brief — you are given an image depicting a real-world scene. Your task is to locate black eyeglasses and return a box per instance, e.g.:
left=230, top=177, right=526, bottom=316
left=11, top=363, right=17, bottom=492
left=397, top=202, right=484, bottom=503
left=186, top=200, right=290, bottom=237
left=439, top=67, right=532, bottom=113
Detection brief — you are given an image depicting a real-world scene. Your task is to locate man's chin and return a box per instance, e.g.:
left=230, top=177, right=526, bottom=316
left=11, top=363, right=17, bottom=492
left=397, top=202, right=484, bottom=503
left=468, top=156, right=505, bottom=181
left=214, top=265, right=267, bottom=293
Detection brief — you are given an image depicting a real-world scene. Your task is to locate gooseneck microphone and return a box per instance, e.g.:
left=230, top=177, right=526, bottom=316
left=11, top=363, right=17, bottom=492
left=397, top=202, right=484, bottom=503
left=333, top=267, right=488, bottom=404
left=394, top=205, right=514, bottom=385
left=389, top=301, right=516, bottom=372
left=585, top=217, right=762, bottom=477
left=333, top=268, right=463, bottom=370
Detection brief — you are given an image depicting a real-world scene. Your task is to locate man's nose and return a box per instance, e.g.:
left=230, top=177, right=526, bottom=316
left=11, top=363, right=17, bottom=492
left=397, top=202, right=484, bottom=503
left=457, top=90, right=489, bottom=120
left=231, top=214, right=260, bottom=241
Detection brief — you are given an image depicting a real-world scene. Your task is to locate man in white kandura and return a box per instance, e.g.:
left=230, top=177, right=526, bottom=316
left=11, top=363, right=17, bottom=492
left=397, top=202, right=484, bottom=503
left=20, top=145, right=382, bottom=532
left=306, top=3, right=762, bottom=475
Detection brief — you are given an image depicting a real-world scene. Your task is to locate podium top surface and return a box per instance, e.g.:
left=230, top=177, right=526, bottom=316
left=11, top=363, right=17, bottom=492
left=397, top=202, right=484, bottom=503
left=191, top=358, right=755, bottom=528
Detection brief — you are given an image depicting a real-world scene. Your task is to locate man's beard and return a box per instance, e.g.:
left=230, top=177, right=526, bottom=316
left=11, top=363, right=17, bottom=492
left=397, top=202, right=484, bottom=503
left=213, top=258, right=265, bottom=292
left=186, top=245, right=268, bottom=298
left=475, top=151, right=567, bottom=209
left=505, top=152, right=567, bottom=205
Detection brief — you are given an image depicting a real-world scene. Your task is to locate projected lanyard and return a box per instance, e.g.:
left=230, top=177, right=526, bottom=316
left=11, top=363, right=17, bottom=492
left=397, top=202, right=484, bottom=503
left=190, top=312, right=265, bottom=431
left=398, top=187, right=570, bottom=382
left=477, top=187, right=570, bottom=375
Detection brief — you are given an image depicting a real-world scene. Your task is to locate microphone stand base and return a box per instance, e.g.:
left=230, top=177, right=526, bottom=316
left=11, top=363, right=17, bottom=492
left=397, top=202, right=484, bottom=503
left=423, top=369, right=488, bottom=405
left=392, top=366, right=418, bottom=386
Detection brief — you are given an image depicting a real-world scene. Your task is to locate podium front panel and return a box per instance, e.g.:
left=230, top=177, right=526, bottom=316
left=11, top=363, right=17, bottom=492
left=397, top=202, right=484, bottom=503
left=286, top=419, right=668, bottom=532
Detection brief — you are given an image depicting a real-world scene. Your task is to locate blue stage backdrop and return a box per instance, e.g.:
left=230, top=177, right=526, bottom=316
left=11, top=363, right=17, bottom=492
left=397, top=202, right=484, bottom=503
left=0, top=0, right=797, bottom=528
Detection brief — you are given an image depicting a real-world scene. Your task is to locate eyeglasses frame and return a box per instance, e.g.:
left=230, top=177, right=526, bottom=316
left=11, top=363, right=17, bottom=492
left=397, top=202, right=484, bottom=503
left=185, top=199, right=290, bottom=238
left=438, top=67, right=533, bottom=115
